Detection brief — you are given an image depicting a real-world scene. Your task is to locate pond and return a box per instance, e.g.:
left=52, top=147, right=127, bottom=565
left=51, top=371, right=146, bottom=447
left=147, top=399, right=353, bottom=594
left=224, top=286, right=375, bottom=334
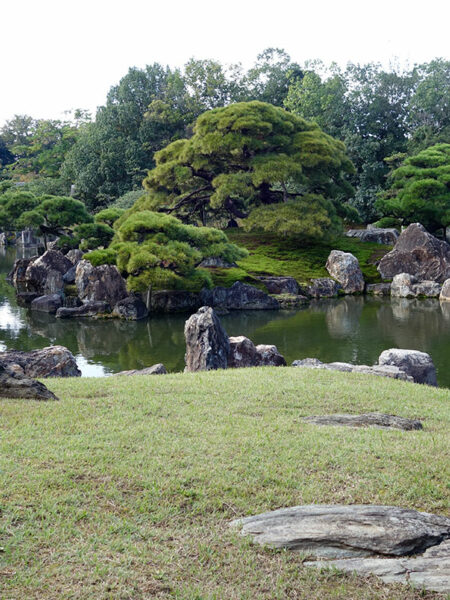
left=1, top=246, right=450, bottom=386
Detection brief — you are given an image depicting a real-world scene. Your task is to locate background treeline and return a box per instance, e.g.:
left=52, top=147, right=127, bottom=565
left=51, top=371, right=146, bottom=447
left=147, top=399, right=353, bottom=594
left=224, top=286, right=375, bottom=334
left=0, top=49, right=449, bottom=222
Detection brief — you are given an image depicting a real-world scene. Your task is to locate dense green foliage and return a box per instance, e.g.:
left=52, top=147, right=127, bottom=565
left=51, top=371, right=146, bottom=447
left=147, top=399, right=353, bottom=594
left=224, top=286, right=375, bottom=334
left=376, top=143, right=450, bottom=232
left=85, top=211, right=248, bottom=292
left=133, top=102, right=355, bottom=239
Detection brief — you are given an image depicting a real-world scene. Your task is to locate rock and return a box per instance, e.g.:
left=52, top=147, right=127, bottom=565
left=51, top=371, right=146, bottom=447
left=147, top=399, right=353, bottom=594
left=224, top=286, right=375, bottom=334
left=7, top=257, right=36, bottom=289
left=365, top=283, right=391, bottom=295
left=24, top=250, right=73, bottom=296
left=302, top=413, right=423, bottom=431
left=184, top=306, right=230, bottom=372
left=439, top=278, right=450, bottom=302
left=391, top=273, right=417, bottom=297
left=198, top=256, right=237, bottom=268
left=292, top=358, right=413, bottom=382
left=231, top=504, right=450, bottom=559
left=148, top=290, right=201, bottom=313
left=326, top=250, right=365, bottom=293
left=16, top=292, right=40, bottom=305
left=273, top=294, right=309, bottom=309
left=306, top=539, right=450, bottom=593
left=307, top=278, right=342, bottom=298
left=346, top=228, right=399, bottom=245
left=63, top=295, right=82, bottom=308
left=292, top=358, right=323, bottom=367
left=114, top=296, right=148, bottom=320
left=0, top=345, right=80, bottom=378
left=75, top=260, right=128, bottom=306
left=257, top=276, right=299, bottom=295
left=63, top=265, right=77, bottom=284
left=0, top=363, right=58, bottom=401
left=56, top=301, right=111, bottom=319
left=30, top=294, right=63, bottom=314
left=228, top=336, right=259, bottom=368
left=255, top=344, right=286, bottom=366
left=378, top=223, right=450, bottom=282
left=116, top=363, right=167, bottom=376
left=201, top=281, right=279, bottom=311
left=378, top=348, right=437, bottom=386
left=65, top=249, right=83, bottom=265
left=414, top=280, right=442, bottom=297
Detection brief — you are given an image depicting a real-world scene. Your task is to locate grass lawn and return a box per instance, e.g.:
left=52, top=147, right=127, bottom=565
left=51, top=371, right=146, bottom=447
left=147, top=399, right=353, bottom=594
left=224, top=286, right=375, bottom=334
left=209, top=231, right=391, bottom=289
left=1, top=368, right=449, bottom=599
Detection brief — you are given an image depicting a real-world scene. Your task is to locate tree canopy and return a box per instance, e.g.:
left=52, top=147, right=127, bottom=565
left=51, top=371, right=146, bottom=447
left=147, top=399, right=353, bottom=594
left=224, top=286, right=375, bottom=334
left=376, top=143, right=450, bottom=232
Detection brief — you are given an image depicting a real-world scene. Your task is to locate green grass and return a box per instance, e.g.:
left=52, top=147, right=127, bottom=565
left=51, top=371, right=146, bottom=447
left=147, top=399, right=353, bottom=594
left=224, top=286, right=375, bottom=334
left=1, top=368, right=449, bottom=599
left=215, top=231, right=391, bottom=287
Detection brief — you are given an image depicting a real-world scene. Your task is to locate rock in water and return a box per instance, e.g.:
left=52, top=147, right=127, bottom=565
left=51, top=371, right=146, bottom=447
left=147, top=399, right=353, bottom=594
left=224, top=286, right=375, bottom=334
left=31, top=294, right=63, bottom=313
left=378, top=223, right=450, bottom=282
left=302, top=413, right=423, bottom=430
left=391, top=273, right=441, bottom=297
left=184, top=306, right=230, bottom=372
left=366, top=283, right=391, bottom=295
left=325, top=250, right=365, bottom=293
left=23, top=250, right=73, bottom=296
left=0, top=363, right=58, bottom=400
left=231, top=505, right=450, bottom=559
left=307, top=278, right=341, bottom=298
left=257, top=276, right=299, bottom=295
left=0, top=345, right=81, bottom=378
left=56, top=301, right=110, bottom=318
left=76, top=260, right=128, bottom=306
left=200, top=281, right=279, bottom=311
left=116, top=363, right=167, bottom=376
left=439, top=278, right=450, bottom=301
left=113, top=296, right=149, bottom=320
left=378, top=348, right=437, bottom=386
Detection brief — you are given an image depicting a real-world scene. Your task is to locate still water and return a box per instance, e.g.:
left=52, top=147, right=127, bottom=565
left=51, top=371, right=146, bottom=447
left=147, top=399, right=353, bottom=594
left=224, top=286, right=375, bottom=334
left=1, top=246, right=450, bottom=385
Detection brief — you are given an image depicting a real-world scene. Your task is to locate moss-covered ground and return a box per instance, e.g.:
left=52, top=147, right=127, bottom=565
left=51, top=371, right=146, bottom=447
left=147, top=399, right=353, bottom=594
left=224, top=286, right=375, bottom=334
left=1, top=368, right=448, bottom=599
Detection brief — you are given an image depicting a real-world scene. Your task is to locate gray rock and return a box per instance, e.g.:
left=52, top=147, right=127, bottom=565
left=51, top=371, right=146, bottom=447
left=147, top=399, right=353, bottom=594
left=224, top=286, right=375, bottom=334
left=148, top=290, right=201, bottom=313
left=31, top=294, right=63, bottom=314
left=391, top=273, right=417, bottom=297
left=346, top=228, right=399, bottom=245
left=76, top=260, right=128, bottom=306
left=0, top=345, right=80, bottom=378
left=302, top=413, right=423, bottom=430
left=62, top=295, right=82, bottom=308
left=16, top=292, right=40, bottom=305
left=306, top=539, right=450, bottom=593
left=24, top=250, right=73, bottom=296
left=365, top=283, right=391, bottom=295
left=63, top=265, right=77, bottom=284
left=116, top=363, right=167, bottom=376
left=255, top=344, right=286, bottom=366
left=228, top=336, right=259, bottom=368
left=56, top=301, right=111, bottom=319
left=8, top=257, right=36, bottom=290
left=378, top=348, right=437, bottom=386
left=114, top=296, right=148, bottom=320
left=292, top=358, right=323, bottom=367
left=273, top=294, right=309, bottom=309
left=292, top=358, right=413, bottom=382
left=326, top=251, right=365, bottom=293
left=198, top=257, right=237, bottom=268
left=378, top=223, right=450, bottom=282
left=307, top=278, right=341, bottom=298
left=231, top=504, right=450, bottom=559
left=439, top=278, right=450, bottom=302
left=201, top=281, right=279, bottom=311
left=184, top=306, right=230, bottom=372
left=257, top=276, right=299, bottom=295
left=65, top=249, right=83, bottom=265
left=414, top=280, right=442, bottom=297
left=0, top=363, right=58, bottom=400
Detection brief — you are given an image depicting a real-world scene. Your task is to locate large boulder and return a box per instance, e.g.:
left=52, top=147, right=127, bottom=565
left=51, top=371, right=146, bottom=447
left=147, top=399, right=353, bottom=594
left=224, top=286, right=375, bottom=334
left=439, top=278, right=450, bottom=302
left=378, top=349, right=437, bottom=386
left=75, top=260, right=128, bottom=306
left=0, top=345, right=81, bottom=378
left=378, top=223, right=450, bottom=282
left=255, top=344, right=286, bottom=366
left=24, top=250, right=73, bottom=296
left=148, top=290, right=201, bottom=313
left=113, top=296, right=148, bottom=320
left=326, top=250, right=365, bottom=293
left=306, top=278, right=341, bottom=298
left=116, top=363, right=167, bottom=376
left=391, top=273, right=441, bottom=298
left=56, top=301, right=110, bottom=319
left=184, top=306, right=230, bottom=372
left=0, top=363, right=58, bottom=400
left=257, top=276, right=299, bottom=295
left=228, top=336, right=259, bottom=368
left=366, top=283, right=391, bottom=295
left=200, top=281, right=279, bottom=310
left=346, top=227, right=399, bottom=245
left=30, top=294, right=63, bottom=314
left=65, top=249, right=83, bottom=265
left=7, top=257, right=36, bottom=290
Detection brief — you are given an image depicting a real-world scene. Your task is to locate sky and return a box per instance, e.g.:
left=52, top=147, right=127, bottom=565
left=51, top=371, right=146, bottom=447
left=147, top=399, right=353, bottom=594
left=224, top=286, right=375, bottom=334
left=1, top=0, right=448, bottom=126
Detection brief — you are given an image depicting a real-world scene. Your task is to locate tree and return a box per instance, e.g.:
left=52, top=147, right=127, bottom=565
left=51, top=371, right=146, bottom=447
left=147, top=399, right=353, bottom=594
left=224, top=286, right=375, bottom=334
left=85, top=211, right=247, bottom=292
left=375, top=144, right=450, bottom=233
left=132, top=101, right=355, bottom=239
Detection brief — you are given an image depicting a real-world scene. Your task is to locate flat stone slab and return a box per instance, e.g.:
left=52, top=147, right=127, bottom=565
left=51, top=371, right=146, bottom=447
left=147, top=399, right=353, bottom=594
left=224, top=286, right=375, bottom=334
left=231, top=505, right=450, bottom=559
left=302, top=413, right=423, bottom=431
left=306, top=539, right=450, bottom=593
left=116, top=363, right=167, bottom=376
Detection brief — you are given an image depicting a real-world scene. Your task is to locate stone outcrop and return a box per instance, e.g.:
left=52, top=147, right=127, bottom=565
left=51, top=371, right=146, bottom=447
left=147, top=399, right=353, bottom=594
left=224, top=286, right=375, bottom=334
left=325, top=251, right=365, bottom=293
left=116, top=363, right=167, bottom=376
left=228, top=336, right=286, bottom=368
left=30, top=294, right=63, bottom=314
left=378, top=223, right=450, bottom=282
left=56, top=301, right=111, bottom=319
left=292, top=358, right=413, bottom=382
left=378, top=348, right=437, bottom=386
left=255, top=344, right=286, bottom=366
left=439, top=278, right=450, bottom=301
left=257, top=276, right=299, bottom=295
left=75, top=260, right=128, bottom=306
left=302, top=413, right=423, bottom=431
left=62, top=265, right=77, bottom=284
left=231, top=505, right=450, bottom=558
left=200, top=281, right=279, bottom=311
left=346, top=227, right=399, bottom=245
left=7, top=257, right=35, bottom=289
left=184, top=306, right=230, bottom=372
left=148, top=290, right=201, bottom=313
left=24, top=250, right=73, bottom=296
left=0, top=345, right=81, bottom=378
left=0, top=363, right=58, bottom=400
left=391, top=273, right=441, bottom=298
left=66, top=249, right=83, bottom=265
left=113, top=296, right=148, bottom=320
left=307, top=278, right=341, bottom=298
left=365, top=283, right=391, bottom=295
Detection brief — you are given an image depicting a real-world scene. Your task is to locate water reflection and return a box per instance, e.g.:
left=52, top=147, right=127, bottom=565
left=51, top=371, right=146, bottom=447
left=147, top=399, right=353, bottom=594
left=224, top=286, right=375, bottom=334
left=1, top=247, right=450, bottom=385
